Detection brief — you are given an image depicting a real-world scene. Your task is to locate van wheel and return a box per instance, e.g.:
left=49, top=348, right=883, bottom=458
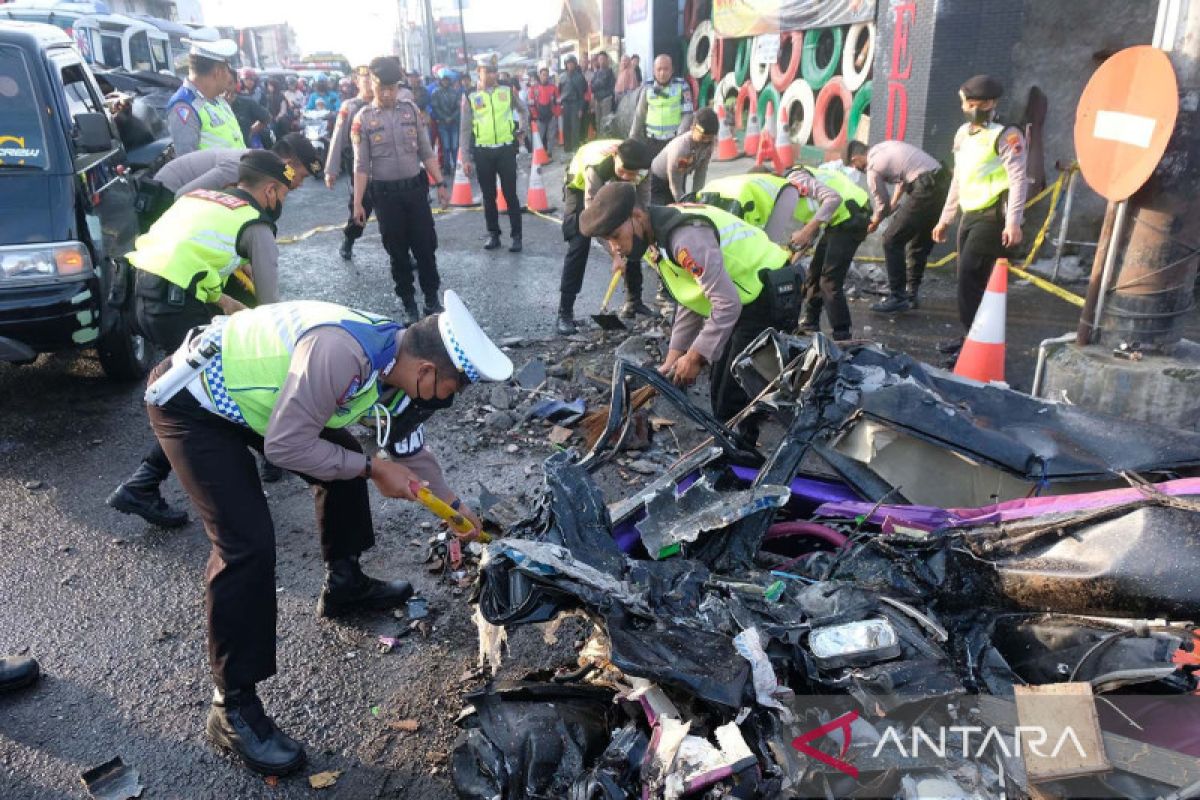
left=98, top=325, right=155, bottom=381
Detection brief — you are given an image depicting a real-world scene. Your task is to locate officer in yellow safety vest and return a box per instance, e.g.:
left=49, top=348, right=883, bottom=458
left=629, top=54, right=695, bottom=160
left=932, top=74, right=1027, bottom=358
left=166, top=39, right=246, bottom=156
left=107, top=151, right=294, bottom=529
left=580, top=182, right=802, bottom=431
left=460, top=55, right=530, bottom=252
left=140, top=293, right=511, bottom=776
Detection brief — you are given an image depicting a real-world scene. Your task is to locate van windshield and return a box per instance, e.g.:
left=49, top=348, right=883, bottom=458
left=0, top=44, right=50, bottom=170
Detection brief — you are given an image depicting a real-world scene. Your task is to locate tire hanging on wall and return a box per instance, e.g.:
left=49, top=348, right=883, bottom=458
left=779, top=78, right=816, bottom=147
left=801, top=26, right=844, bottom=90
left=687, top=75, right=700, bottom=110
left=842, top=22, right=875, bottom=92
left=756, top=84, right=781, bottom=132
left=733, top=38, right=750, bottom=85
left=710, top=37, right=725, bottom=79
left=770, top=31, right=804, bottom=93
left=687, top=21, right=715, bottom=79
left=813, top=76, right=852, bottom=149
left=734, top=80, right=758, bottom=130
left=750, top=53, right=771, bottom=92
left=848, top=80, right=872, bottom=140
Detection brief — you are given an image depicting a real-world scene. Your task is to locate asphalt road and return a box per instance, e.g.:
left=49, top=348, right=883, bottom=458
left=0, top=152, right=1096, bottom=799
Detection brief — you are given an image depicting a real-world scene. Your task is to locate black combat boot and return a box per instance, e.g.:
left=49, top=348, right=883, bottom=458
left=401, top=299, right=421, bottom=326
left=0, top=656, right=39, bottom=694
left=870, top=294, right=913, bottom=314
left=316, top=556, right=413, bottom=618
left=107, top=460, right=188, bottom=528
left=907, top=287, right=920, bottom=309
left=338, top=237, right=353, bottom=260
left=207, top=687, right=306, bottom=775
left=483, top=233, right=502, bottom=250
left=508, top=236, right=523, bottom=253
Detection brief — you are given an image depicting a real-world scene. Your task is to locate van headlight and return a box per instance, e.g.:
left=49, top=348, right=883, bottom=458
left=0, top=242, right=92, bottom=282
left=809, top=619, right=901, bottom=668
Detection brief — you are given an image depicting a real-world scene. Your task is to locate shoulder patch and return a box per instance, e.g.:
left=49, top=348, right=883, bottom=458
left=188, top=189, right=248, bottom=209
left=175, top=104, right=193, bottom=124
left=677, top=247, right=703, bottom=278
left=1004, top=130, right=1024, bottom=154
left=350, top=119, right=363, bottom=144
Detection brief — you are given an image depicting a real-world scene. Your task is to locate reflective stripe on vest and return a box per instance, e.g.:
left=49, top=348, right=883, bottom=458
left=791, top=167, right=869, bottom=227
left=127, top=191, right=262, bottom=303
left=567, top=139, right=621, bottom=191
left=211, top=301, right=405, bottom=435
left=696, top=173, right=789, bottom=229
left=955, top=123, right=1007, bottom=212
left=645, top=83, right=683, bottom=139
left=469, top=87, right=515, bottom=146
left=650, top=205, right=789, bottom=317
left=198, top=98, right=246, bottom=150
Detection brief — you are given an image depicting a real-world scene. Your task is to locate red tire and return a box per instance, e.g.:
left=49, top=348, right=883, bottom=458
left=770, top=31, right=803, bottom=93
left=813, top=76, right=853, bottom=149
left=734, top=80, right=758, bottom=130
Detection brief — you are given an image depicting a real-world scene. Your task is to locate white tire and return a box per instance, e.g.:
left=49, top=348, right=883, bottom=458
left=779, top=79, right=816, bottom=147
left=750, top=55, right=771, bottom=92
left=842, top=22, right=876, bottom=92
left=687, top=21, right=715, bottom=79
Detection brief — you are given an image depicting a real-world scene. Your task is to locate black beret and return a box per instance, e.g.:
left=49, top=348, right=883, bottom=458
left=279, top=132, right=323, bottom=179
left=369, top=56, right=403, bottom=85
left=960, top=74, right=1004, bottom=101
left=239, top=150, right=293, bottom=187
left=579, top=182, right=637, bottom=238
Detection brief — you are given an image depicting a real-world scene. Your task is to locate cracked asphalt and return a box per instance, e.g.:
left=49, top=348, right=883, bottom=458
left=0, top=152, right=1091, bottom=799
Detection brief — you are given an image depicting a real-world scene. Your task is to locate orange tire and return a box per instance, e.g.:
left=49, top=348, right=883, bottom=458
left=734, top=80, right=758, bottom=130
left=769, top=31, right=803, bottom=93
left=812, top=76, right=853, bottom=149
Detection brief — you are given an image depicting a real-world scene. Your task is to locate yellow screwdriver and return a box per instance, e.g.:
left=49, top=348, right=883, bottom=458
left=409, top=481, right=491, bottom=542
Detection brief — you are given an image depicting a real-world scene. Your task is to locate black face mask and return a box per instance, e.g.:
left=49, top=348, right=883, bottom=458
left=410, top=368, right=456, bottom=411
left=965, top=106, right=993, bottom=126
left=263, top=189, right=283, bottom=223
left=627, top=233, right=649, bottom=265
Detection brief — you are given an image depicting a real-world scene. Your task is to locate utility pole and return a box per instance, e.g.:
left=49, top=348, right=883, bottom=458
left=423, top=0, right=436, bottom=73
left=1095, top=0, right=1200, bottom=351
left=458, top=0, right=469, bottom=70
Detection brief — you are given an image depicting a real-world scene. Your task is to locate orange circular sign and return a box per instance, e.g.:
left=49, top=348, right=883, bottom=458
left=1075, top=46, right=1178, bottom=201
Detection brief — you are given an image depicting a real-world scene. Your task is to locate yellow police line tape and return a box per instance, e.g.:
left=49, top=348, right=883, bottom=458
left=278, top=174, right=1085, bottom=307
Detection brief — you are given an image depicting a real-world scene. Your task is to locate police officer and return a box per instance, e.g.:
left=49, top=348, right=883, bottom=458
left=629, top=54, right=695, bottom=161
left=932, top=75, right=1027, bottom=357
left=167, top=40, right=244, bottom=156
left=352, top=57, right=449, bottom=324
left=649, top=107, right=718, bottom=204
left=580, top=182, right=799, bottom=426
left=326, top=65, right=375, bottom=260
left=787, top=165, right=872, bottom=342
left=108, top=152, right=294, bottom=527
left=460, top=55, right=529, bottom=253
left=557, top=138, right=654, bottom=334
left=152, top=132, right=323, bottom=200
left=142, top=293, right=511, bottom=775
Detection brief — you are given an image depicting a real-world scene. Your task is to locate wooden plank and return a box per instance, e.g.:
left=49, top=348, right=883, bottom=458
left=1013, top=683, right=1110, bottom=781
left=979, top=695, right=1200, bottom=789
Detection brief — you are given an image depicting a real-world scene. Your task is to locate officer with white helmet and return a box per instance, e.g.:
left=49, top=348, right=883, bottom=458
left=167, top=39, right=245, bottom=156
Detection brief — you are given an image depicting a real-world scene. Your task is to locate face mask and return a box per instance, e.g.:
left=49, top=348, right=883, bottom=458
left=411, top=368, right=456, bottom=411
left=965, top=106, right=992, bottom=125
left=263, top=192, right=283, bottom=223
left=627, top=233, right=649, bottom=265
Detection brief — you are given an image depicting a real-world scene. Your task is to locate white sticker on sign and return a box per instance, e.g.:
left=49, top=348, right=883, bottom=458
left=752, top=34, right=780, bottom=65
left=1093, top=110, right=1156, bottom=148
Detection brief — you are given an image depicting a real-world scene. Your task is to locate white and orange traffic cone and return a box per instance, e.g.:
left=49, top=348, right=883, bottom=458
left=532, top=121, right=551, bottom=166
left=525, top=162, right=552, bottom=212
left=774, top=106, right=795, bottom=173
left=495, top=176, right=509, bottom=212
left=755, top=113, right=777, bottom=172
left=557, top=118, right=564, bottom=147
left=742, top=112, right=761, bottom=157
left=714, top=104, right=738, bottom=162
left=449, top=156, right=477, bottom=207
left=954, top=259, right=1008, bottom=383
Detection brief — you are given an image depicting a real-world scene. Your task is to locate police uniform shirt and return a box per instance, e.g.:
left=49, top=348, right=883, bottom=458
left=652, top=223, right=741, bottom=361
left=325, top=96, right=368, bottom=179
left=457, top=85, right=530, bottom=151
left=783, top=171, right=843, bottom=225
left=629, top=78, right=695, bottom=141
left=351, top=100, right=434, bottom=181
left=937, top=125, right=1028, bottom=229
left=167, top=79, right=235, bottom=156
left=650, top=132, right=713, bottom=198
left=866, top=140, right=941, bottom=216
left=154, top=148, right=245, bottom=196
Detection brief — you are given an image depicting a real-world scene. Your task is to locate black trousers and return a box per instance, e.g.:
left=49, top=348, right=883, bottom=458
left=558, top=187, right=643, bottom=313
left=803, top=218, right=868, bottom=339
left=561, top=103, right=584, bottom=152
left=343, top=175, right=375, bottom=243
left=370, top=178, right=440, bottom=304
left=650, top=174, right=675, bottom=206
left=710, top=290, right=791, bottom=423
left=146, top=361, right=375, bottom=690
left=473, top=144, right=522, bottom=239
left=956, top=202, right=1007, bottom=330
left=882, top=170, right=949, bottom=297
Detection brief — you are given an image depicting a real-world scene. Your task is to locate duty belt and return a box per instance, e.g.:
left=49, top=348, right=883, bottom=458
left=370, top=174, right=426, bottom=191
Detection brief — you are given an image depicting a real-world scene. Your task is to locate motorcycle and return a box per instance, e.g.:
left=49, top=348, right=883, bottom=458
left=301, top=108, right=332, bottom=166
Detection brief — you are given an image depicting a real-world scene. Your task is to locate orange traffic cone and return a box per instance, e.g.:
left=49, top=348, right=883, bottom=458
left=774, top=106, right=795, bottom=173
left=496, top=179, right=508, bottom=212
left=954, top=259, right=1008, bottom=383
left=714, top=104, right=738, bottom=162
left=755, top=113, right=777, bottom=172
left=449, top=156, right=477, bottom=207
left=525, top=162, right=552, bottom=212
left=531, top=121, right=551, bottom=166
left=742, top=113, right=761, bottom=157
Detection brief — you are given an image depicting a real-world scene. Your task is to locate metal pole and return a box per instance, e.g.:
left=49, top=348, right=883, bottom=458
left=458, top=0, right=469, bottom=69
left=1092, top=200, right=1128, bottom=336
left=423, top=0, right=436, bottom=73
left=1051, top=169, right=1076, bottom=283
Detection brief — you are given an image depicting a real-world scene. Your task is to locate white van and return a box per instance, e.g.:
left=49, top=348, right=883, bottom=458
left=0, top=2, right=171, bottom=73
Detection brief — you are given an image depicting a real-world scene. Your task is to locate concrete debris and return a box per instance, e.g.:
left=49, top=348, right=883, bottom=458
left=80, top=757, right=143, bottom=800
